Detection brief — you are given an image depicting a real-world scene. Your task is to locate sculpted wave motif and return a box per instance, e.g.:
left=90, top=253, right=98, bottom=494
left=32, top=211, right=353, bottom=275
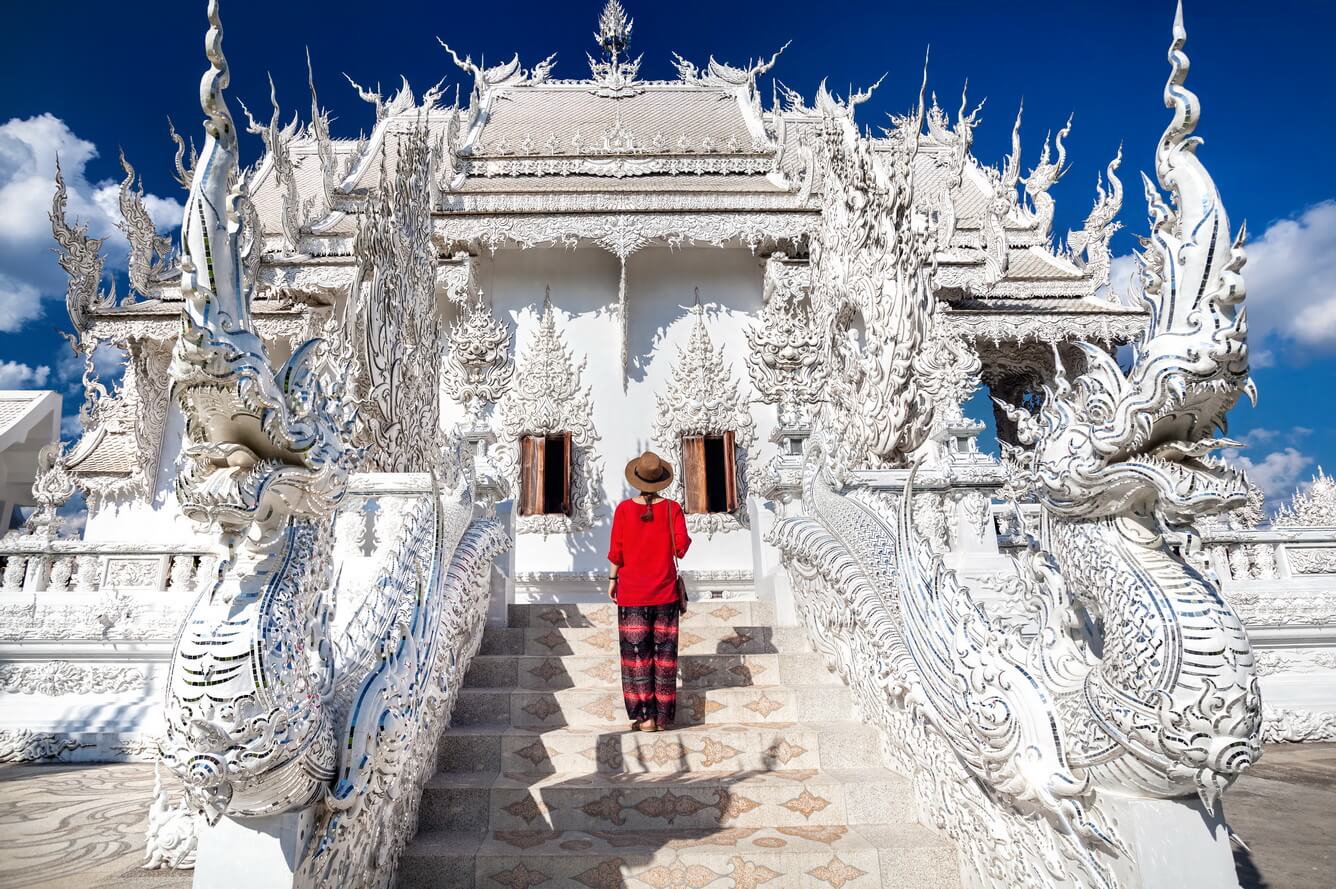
left=159, top=6, right=509, bottom=886
left=774, top=6, right=1261, bottom=888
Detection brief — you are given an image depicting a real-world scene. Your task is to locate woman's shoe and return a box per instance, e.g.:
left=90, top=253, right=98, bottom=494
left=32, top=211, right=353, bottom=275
left=637, top=719, right=660, bottom=732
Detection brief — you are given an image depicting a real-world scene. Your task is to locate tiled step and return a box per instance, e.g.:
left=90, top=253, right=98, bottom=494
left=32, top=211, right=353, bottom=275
left=399, top=823, right=960, bottom=889
left=508, top=600, right=776, bottom=628
left=421, top=767, right=916, bottom=834
left=438, top=721, right=884, bottom=775
left=479, top=624, right=813, bottom=657
left=454, top=685, right=852, bottom=729
left=465, top=652, right=841, bottom=691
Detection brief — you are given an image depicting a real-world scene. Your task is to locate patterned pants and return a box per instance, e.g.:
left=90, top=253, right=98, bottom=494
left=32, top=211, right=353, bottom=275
left=618, top=603, right=679, bottom=727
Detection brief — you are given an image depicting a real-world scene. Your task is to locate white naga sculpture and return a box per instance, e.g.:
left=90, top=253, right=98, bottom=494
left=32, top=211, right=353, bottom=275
left=773, top=4, right=1261, bottom=887
left=158, top=3, right=507, bottom=884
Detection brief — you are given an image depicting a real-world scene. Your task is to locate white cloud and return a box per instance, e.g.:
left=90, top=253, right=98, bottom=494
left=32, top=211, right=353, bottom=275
left=1102, top=201, right=1336, bottom=355
left=1106, top=254, right=1140, bottom=307
left=0, top=359, right=52, bottom=389
left=0, top=113, right=182, bottom=334
left=1242, top=200, right=1336, bottom=354
left=1223, top=445, right=1315, bottom=508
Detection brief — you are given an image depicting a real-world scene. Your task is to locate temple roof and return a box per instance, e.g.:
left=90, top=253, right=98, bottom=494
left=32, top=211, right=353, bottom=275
left=469, top=83, right=770, bottom=160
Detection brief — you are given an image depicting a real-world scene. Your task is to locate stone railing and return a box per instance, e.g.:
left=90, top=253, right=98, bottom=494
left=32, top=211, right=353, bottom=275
left=0, top=539, right=218, bottom=596
left=1197, top=528, right=1336, bottom=743
left=1199, top=528, right=1336, bottom=583
left=0, top=539, right=219, bottom=764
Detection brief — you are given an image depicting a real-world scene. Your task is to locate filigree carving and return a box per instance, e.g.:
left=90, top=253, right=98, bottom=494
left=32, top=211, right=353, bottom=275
left=116, top=150, right=176, bottom=296
left=773, top=10, right=1263, bottom=889
left=239, top=76, right=311, bottom=253
left=347, top=122, right=442, bottom=472
left=1275, top=467, right=1336, bottom=529
left=1020, top=115, right=1071, bottom=238
left=494, top=296, right=602, bottom=535
left=22, top=444, right=76, bottom=539
left=809, top=78, right=936, bottom=479
left=0, top=729, right=87, bottom=763
left=0, top=661, right=145, bottom=695
left=143, top=764, right=200, bottom=870
left=438, top=212, right=811, bottom=257
left=588, top=1, right=642, bottom=95
left=443, top=290, right=514, bottom=420
left=747, top=255, right=824, bottom=428
left=50, top=159, right=116, bottom=335
left=163, top=1, right=359, bottom=823
left=654, top=303, right=756, bottom=535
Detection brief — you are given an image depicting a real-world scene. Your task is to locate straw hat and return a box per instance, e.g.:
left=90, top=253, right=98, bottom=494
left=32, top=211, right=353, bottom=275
left=625, top=450, right=674, bottom=493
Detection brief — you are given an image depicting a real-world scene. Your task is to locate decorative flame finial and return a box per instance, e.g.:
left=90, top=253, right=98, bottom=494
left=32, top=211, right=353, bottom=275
left=596, top=0, right=633, bottom=62
left=589, top=0, right=641, bottom=93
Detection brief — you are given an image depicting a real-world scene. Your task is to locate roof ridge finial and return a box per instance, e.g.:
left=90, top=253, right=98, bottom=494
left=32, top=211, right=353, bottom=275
left=589, top=1, right=641, bottom=93
left=596, top=0, right=633, bottom=65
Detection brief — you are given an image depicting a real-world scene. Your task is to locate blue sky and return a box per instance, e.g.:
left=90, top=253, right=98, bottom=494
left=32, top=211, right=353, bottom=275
left=1, top=0, right=1333, bottom=508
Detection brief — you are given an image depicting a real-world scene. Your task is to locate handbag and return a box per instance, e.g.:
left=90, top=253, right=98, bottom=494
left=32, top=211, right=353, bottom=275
left=667, top=500, right=688, bottom=614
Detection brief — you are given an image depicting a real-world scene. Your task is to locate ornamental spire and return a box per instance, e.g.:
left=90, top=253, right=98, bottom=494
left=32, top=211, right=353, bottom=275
left=596, top=0, right=633, bottom=62
left=588, top=1, right=641, bottom=93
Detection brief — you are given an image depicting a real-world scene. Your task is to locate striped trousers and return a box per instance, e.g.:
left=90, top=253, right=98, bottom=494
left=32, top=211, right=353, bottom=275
left=617, top=602, right=679, bottom=727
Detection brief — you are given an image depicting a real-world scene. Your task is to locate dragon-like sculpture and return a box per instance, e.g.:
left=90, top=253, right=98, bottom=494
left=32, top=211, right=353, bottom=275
left=160, top=4, right=508, bottom=885
left=985, top=0, right=1258, bottom=805
left=774, top=5, right=1260, bottom=887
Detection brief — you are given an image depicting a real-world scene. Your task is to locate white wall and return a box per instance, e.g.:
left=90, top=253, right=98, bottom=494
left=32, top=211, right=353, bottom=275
left=447, top=244, right=783, bottom=583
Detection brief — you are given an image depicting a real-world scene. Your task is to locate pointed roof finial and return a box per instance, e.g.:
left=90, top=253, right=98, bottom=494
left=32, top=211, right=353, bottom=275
left=596, top=0, right=633, bottom=63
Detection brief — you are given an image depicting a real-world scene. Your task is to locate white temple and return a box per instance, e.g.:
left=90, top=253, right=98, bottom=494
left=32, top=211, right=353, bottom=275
left=1, top=1, right=1334, bottom=887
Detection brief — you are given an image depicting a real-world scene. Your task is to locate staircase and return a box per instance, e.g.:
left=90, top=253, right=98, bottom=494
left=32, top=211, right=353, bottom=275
left=400, top=600, right=959, bottom=888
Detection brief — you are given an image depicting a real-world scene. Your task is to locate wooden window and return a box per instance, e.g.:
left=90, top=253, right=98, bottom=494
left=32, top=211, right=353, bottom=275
left=519, top=433, right=572, bottom=516
left=681, top=431, right=738, bottom=515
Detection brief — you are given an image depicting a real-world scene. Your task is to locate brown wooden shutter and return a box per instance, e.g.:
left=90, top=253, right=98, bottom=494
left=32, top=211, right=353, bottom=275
left=560, top=432, right=573, bottom=516
left=722, top=429, right=739, bottom=513
left=519, top=435, right=545, bottom=516
left=682, top=435, right=708, bottom=514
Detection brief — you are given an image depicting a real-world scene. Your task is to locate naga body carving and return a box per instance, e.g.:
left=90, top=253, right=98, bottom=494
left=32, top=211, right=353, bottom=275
left=773, top=5, right=1261, bottom=887
left=161, top=5, right=509, bottom=885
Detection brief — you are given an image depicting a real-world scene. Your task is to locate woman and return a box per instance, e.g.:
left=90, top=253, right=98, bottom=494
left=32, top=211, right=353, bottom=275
left=607, top=450, right=692, bottom=732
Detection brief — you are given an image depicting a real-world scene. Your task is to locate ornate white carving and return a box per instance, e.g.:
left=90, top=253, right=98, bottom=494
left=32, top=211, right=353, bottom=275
left=0, top=661, right=145, bottom=695
left=143, top=764, right=200, bottom=870
left=0, top=729, right=87, bottom=763
left=157, top=20, right=512, bottom=889
left=1261, top=707, right=1336, bottom=743
left=49, top=159, right=116, bottom=334
left=443, top=290, right=514, bottom=421
left=747, top=254, right=824, bottom=428
left=117, top=150, right=176, bottom=296
left=653, top=302, right=757, bottom=535
left=239, top=77, right=311, bottom=253
left=1275, top=467, right=1336, bottom=529
left=772, top=10, right=1264, bottom=888
left=348, top=121, right=442, bottom=472
left=437, top=212, right=812, bottom=256
left=588, top=1, right=642, bottom=95
left=809, top=79, right=938, bottom=479
left=493, top=297, right=602, bottom=535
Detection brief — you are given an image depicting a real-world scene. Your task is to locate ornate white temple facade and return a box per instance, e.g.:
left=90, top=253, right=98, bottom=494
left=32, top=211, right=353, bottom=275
left=1, top=1, right=1334, bottom=887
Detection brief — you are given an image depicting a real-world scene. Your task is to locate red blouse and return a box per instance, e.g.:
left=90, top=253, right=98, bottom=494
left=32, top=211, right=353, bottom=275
left=607, top=498, right=692, bottom=607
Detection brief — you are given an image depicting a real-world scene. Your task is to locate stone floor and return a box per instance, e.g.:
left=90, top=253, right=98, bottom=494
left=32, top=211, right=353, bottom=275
left=0, top=763, right=189, bottom=889
left=0, top=744, right=1331, bottom=888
